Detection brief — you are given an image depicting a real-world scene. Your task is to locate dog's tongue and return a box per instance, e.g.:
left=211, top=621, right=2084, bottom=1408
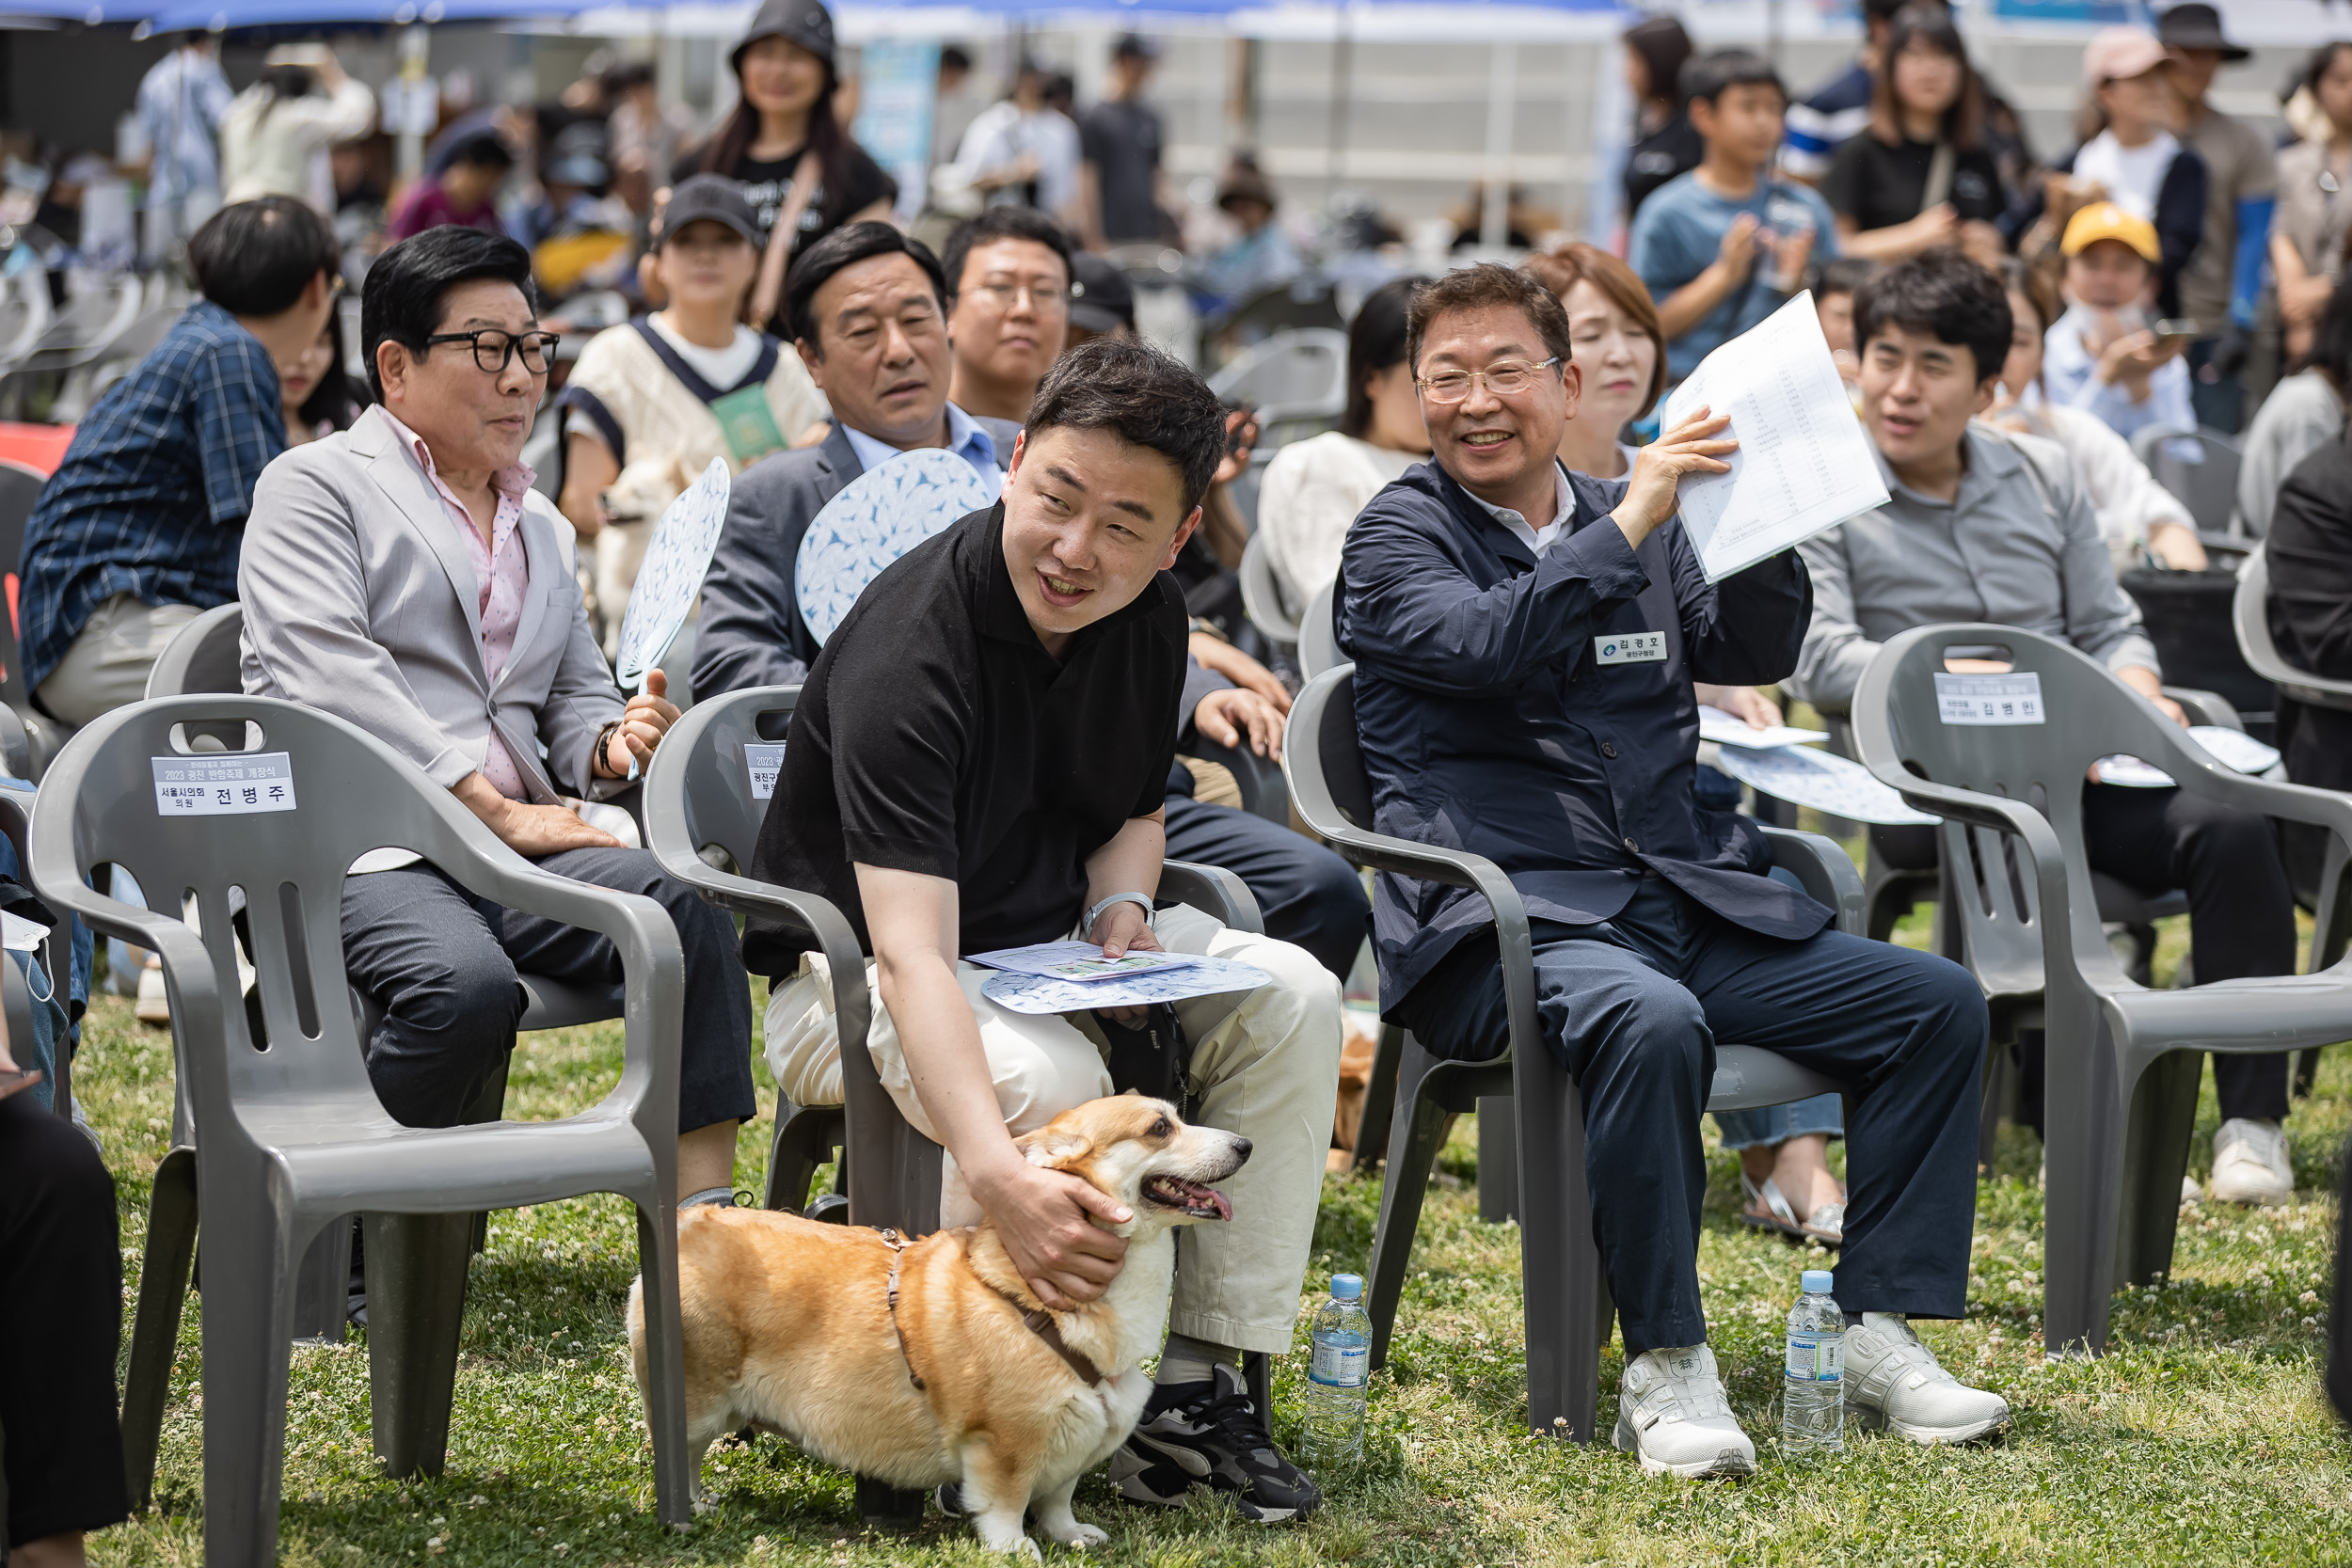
left=1204, top=1188, right=1232, bottom=1222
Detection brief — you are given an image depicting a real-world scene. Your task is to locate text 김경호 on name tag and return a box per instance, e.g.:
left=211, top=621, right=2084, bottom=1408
left=1934, top=672, right=2044, bottom=726
left=152, top=752, right=298, bottom=816
left=1595, top=631, right=1667, bottom=666
left=744, top=743, right=786, bottom=800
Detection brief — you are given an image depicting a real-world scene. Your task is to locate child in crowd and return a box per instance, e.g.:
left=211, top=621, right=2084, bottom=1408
left=2040, top=201, right=2196, bottom=441
left=1812, top=254, right=1875, bottom=389
left=1629, top=49, right=1839, bottom=388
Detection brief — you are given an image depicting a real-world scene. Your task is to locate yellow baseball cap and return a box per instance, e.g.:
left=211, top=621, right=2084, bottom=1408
left=2060, top=201, right=2161, bottom=264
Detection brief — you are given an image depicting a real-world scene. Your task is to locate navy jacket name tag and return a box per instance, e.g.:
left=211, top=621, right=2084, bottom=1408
left=1595, top=631, right=1668, bottom=666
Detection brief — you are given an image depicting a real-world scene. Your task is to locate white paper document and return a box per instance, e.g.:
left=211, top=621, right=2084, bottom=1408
left=968, top=940, right=1200, bottom=984
left=1658, top=292, right=1890, bottom=582
left=2092, top=726, right=2285, bottom=789
left=979, top=956, right=1273, bottom=1016
left=1710, top=743, right=1938, bottom=826
left=1698, top=705, right=1830, bottom=751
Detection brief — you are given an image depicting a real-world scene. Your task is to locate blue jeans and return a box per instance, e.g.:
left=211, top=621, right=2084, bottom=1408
left=1714, top=1095, right=1843, bottom=1149
left=1392, top=877, right=1988, bottom=1354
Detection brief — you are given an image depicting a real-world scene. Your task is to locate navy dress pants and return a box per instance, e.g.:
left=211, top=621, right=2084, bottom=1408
left=1395, top=878, right=1988, bottom=1356
left=1163, top=793, right=1370, bottom=981
left=340, top=847, right=757, bottom=1134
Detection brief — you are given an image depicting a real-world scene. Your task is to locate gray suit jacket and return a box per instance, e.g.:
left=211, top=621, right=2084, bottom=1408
left=240, top=404, right=625, bottom=803
left=691, top=414, right=1022, bottom=699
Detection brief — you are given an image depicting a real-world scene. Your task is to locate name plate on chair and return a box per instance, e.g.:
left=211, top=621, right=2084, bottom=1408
left=743, top=744, right=786, bottom=800
left=152, top=752, right=297, bottom=816
left=1933, top=672, right=2044, bottom=726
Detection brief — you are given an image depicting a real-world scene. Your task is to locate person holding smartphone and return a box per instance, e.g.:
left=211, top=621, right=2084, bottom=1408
left=0, top=1014, right=133, bottom=1562
left=2039, top=202, right=2197, bottom=442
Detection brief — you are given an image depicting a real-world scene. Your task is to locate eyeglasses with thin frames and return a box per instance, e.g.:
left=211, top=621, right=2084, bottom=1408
left=1415, top=356, right=1562, bottom=404
left=422, top=327, right=562, bottom=375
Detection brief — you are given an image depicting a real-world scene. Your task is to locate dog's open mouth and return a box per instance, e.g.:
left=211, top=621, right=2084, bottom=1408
left=1142, top=1174, right=1232, bottom=1220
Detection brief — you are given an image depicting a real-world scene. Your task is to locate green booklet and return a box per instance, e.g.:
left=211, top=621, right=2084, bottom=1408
left=707, top=383, right=789, bottom=468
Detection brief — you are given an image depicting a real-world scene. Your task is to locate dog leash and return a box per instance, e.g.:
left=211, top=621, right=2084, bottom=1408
left=877, top=1227, right=1108, bottom=1390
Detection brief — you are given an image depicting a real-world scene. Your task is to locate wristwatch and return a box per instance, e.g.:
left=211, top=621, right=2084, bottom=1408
left=1083, top=891, right=1156, bottom=934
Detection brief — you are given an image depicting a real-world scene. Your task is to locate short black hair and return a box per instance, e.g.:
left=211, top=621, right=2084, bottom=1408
left=941, top=207, right=1073, bottom=300
left=940, top=43, right=972, bottom=72
left=443, top=131, right=515, bottom=172
left=1680, top=48, right=1788, bottom=109
left=186, top=197, right=339, bottom=319
left=783, top=220, right=949, bottom=350
left=1405, top=261, right=1575, bottom=378
left=360, top=225, right=538, bottom=402
left=2306, top=274, right=2352, bottom=391
left=1864, top=0, right=1939, bottom=23
left=1851, top=245, right=2011, bottom=384
left=1342, top=275, right=1423, bottom=439
left=1025, top=339, right=1227, bottom=514
left=1812, top=255, right=1878, bottom=300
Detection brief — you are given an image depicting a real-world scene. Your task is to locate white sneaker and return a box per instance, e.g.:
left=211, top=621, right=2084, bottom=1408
left=1844, top=1313, right=2010, bottom=1444
left=2181, top=1174, right=2203, bottom=1204
left=1613, top=1345, right=1756, bottom=1478
left=2206, top=1118, right=2292, bottom=1206
left=135, top=958, right=170, bottom=1026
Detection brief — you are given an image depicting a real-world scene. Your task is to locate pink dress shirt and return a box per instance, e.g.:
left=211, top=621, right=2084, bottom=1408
left=380, top=410, right=540, bottom=800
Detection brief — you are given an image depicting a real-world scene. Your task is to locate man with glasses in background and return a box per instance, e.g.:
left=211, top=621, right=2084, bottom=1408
left=1338, top=262, right=2006, bottom=1479
left=239, top=226, right=762, bottom=1211
left=941, top=207, right=1072, bottom=424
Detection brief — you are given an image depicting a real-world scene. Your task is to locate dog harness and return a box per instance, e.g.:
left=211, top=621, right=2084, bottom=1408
left=876, top=1227, right=1108, bottom=1390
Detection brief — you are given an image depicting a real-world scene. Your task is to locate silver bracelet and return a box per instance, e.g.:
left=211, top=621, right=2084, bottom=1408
left=1083, top=891, right=1156, bottom=934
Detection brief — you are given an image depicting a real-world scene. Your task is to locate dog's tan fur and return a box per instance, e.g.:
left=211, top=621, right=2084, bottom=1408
left=626, top=1093, right=1249, bottom=1557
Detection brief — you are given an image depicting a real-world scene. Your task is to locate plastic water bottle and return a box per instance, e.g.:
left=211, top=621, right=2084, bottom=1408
left=1782, top=1268, right=1844, bottom=1458
left=1301, top=1274, right=1371, bottom=1472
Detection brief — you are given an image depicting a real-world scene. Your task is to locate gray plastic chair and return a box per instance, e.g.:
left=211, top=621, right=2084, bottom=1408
left=1237, top=531, right=1301, bottom=657
left=144, top=599, right=628, bottom=1337
left=0, top=786, right=64, bottom=1116
left=1851, top=623, right=2352, bottom=1354
left=1283, top=665, right=1858, bottom=1440
left=29, top=696, right=695, bottom=1555
left=0, top=460, right=58, bottom=781
left=2234, top=544, right=2352, bottom=733
left=2131, top=424, right=2243, bottom=536
left=1298, top=578, right=1342, bottom=680
left=1204, top=327, right=1349, bottom=428
left=644, top=687, right=1271, bottom=1523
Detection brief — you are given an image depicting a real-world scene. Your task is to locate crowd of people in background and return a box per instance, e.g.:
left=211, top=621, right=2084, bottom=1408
left=20, top=0, right=2352, bottom=1556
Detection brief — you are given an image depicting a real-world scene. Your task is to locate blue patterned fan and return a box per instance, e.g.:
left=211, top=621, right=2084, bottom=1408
left=614, top=456, right=731, bottom=692
left=796, top=449, right=1001, bottom=645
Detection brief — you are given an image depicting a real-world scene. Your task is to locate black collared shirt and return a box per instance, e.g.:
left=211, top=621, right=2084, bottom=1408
left=743, top=504, right=1188, bottom=975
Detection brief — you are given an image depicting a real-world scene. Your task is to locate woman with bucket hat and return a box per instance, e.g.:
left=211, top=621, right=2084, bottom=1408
left=674, top=0, right=897, bottom=334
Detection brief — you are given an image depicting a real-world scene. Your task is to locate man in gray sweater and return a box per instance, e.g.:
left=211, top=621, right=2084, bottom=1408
left=1791, top=248, right=2301, bottom=1208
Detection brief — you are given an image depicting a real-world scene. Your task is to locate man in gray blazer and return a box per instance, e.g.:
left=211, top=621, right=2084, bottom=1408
left=694, top=222, right=1371, bottom=981
left=240, top=227, right=758, bottom=1209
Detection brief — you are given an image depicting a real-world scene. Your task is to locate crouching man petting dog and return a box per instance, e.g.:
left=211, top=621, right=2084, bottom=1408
left=743, top=338, right=1343, bottom=1524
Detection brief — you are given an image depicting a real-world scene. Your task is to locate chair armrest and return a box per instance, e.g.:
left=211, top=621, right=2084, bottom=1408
left=1759, top=826, right=1866, bottom=937
left=2163, top=687, right=2241, bottom=731
left=1161, top=859, right=1263, bottom=935
left=0, top=704, right=31, bottom=784
left=648, top=848, right=872, bottom=1064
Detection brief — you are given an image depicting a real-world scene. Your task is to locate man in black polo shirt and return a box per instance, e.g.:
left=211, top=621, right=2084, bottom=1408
left=745, top=339, right=1340, bottom=1524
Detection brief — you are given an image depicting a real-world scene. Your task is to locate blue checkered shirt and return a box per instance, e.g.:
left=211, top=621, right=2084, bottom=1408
left=19, top=300, right=284, bottom=694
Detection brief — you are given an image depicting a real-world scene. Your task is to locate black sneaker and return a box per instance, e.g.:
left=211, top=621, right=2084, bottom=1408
left=1110, top=1364, right=1320, bottom=1523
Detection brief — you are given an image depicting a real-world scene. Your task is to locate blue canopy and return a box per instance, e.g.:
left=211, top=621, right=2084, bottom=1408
left=137, top=0, right=591, bottom=30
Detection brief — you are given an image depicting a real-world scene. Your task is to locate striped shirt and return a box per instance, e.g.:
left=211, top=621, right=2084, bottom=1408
left=18, top=300, right=284, bottom=694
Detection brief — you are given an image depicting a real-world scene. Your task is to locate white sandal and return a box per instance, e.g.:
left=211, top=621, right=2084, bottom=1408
left=1739, top=1174, right=1808, bottom=1241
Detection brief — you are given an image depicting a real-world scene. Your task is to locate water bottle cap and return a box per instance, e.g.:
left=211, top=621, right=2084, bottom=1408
left=1802, top=1269, right=1836, bottom=1296
left=1329, top=1274, right=1363, bottom=1300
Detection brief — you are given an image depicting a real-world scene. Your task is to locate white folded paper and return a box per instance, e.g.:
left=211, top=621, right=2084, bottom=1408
left=980, top=956, right=1273, bottom=1015
left=2092, top=726, right=2285, bottom=788
left=968, top=940, right=1199, bottom=984
left=1698, top=705, right=1830, bottom=750
left=1711, top=743, right=1938, bottom=826
left=1659, top=293, right=1891, bottom=582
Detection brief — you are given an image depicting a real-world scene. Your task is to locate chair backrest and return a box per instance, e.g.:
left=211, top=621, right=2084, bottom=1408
left=26, top=694, right=618, bottom=1143
left=1298, top=578, right=1342, bottom=679
left=1850, top=623, right=2252, bottom=1000
left=1237, top=531, right=1300, bottom=648
left=0, top=272, right=50, bottom=372
left=144, top=601, right=245, bottom=700
left=2135, top=425, right=2242, bottom=535
left=1206, top=328, right=1349, bottom=426
left=644, top=683, right=799, bottom=876
left=1288, top=663, right=1376, bottom=837
left=2233, top=545, right=2352, bottom=713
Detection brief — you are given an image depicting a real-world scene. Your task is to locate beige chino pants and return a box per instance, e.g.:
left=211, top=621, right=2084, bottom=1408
left=34, top=593, right=203, bottom=730
left=765, top=902, right=1343, bottom=1355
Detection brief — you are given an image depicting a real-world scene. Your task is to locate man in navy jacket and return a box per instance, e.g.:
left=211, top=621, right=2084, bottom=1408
left=1339, top=263, right=2004, bottom=1478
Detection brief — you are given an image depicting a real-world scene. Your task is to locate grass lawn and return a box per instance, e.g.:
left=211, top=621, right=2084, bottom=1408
left=78, top=915, right=2351, bottom=1566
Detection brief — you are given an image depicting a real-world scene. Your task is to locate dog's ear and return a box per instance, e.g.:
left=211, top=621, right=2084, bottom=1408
left=1018, top=1128, right=1094, bottom=1168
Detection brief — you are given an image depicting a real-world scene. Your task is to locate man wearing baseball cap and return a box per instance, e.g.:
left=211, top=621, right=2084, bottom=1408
left=2040, top=201, right=2198, bottom=442
left=2157, top=2, right=2275, bottom=432
left=1065, top=251, right=1137, bottom=345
